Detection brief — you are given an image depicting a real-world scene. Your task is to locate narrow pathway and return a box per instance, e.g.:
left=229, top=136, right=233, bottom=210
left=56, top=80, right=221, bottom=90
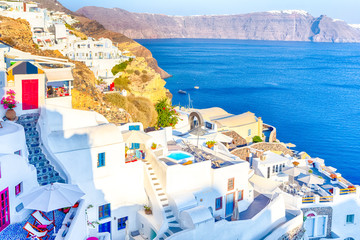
left=17, top=114, right=65, bottom=185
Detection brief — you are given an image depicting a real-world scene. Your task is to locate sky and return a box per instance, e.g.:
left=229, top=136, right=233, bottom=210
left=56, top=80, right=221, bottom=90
left=58, top=0, right=360, bottom=24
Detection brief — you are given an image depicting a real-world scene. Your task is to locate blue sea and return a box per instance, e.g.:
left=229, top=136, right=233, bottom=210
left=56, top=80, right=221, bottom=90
left=136, top=39, right=360, bottom=184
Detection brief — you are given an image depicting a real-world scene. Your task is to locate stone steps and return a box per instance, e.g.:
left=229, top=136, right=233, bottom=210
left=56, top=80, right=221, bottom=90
left=17, top=114, right=65, bottom=186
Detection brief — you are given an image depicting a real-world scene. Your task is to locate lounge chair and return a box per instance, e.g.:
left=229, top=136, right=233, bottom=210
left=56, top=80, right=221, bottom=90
left=23, top=222, right=50, bottom=240
left=32, top=210, right=55, bottom=231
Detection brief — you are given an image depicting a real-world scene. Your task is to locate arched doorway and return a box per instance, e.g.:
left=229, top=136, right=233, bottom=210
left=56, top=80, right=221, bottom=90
left=188, top=111, right=204, bottom=130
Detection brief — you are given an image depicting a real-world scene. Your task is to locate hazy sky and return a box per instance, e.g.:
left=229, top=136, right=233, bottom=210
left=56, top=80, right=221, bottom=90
left=58, top=0, right=360, bottom=24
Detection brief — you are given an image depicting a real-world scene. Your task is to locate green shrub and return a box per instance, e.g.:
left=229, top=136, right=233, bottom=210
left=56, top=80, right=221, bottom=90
left=114, top=76, right=130, bottom=91
left=155, top=99, right=179, bottom=129
left=104, top=94, right=128, bottom=109
left=142, top=70, right=147, bottom=74
left=252, top=135, right=263, bottom=143
left=112, top=60, right=131, bottom=75
left=134, top=70, right=141, bottom=75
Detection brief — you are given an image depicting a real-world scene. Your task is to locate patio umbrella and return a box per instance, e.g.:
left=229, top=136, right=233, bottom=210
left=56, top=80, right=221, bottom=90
left=297, top=174, right=325, bottom=185
left=20, top=183, right=85, bottom=231
left=189, top=127, right=208, bottom=147
left=283, top=167, right=308, bottom=184
left=206, top=132, right=233, bottom=143
left=122, top=130, right=152, bottom=144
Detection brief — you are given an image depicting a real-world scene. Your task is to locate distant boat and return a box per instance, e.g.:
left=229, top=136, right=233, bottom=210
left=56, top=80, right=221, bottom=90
left=194, top=86, right=199, bottom=89
left=178, top=90, right=187, bottom=94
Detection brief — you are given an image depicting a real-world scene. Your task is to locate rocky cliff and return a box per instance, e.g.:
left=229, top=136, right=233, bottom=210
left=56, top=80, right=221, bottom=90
left=0, top=16, right=163, bottom=128
left=77, top=7, right=360, bottom=43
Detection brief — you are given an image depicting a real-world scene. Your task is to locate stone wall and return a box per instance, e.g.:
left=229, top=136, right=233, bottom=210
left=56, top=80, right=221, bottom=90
left=301, top=206, right=333, bottom=239
left=251, top=142, right=294, bottom=156
left=278, top=225, right=305, bottom=240
left=263, top=123, right=277, bottom=142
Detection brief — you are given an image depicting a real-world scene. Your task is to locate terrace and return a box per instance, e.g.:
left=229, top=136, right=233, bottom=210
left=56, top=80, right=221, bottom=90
left=279, top=161, right=356, bottom=205
left=161, top=140, right=242, bottom=169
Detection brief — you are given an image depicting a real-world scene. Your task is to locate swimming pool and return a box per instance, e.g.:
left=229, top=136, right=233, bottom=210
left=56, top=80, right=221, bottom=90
left=167, top=151, right=194, bottom=163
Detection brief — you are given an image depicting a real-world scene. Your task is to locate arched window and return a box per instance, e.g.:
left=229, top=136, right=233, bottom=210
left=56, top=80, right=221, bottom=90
left=344, top=238, right=354, bottom=240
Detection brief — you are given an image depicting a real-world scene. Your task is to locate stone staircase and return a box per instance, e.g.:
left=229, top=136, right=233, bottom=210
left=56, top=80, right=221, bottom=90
left=17, top=113, right=65, bottom=185
left=143, top=159, right=183, bottom=240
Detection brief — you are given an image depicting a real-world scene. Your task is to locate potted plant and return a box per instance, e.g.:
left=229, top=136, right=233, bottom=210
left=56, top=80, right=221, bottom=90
left=144, top=205, right=152, bottom=215
left=292, top=161, right=300, bottom=167
left=206, top=140, right=216, bottom=149
left=1, top=89, right=18, bottom=121
left=330, top=173, right=337, bottom=180
left=151, top=143, right=157, bottom=150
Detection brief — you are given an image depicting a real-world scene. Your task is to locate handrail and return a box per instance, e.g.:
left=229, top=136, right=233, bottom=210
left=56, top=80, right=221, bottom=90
left=319, top=196, right=333, bottom=202
left=340, top=188, right=356, bottom=194
left=302, top=197, right=315, bottom=203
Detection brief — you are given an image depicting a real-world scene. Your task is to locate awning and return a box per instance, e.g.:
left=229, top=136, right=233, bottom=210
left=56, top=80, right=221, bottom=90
left=44, top=68, right=74, bottom=82
left=249, top=174, right=282, bottom=194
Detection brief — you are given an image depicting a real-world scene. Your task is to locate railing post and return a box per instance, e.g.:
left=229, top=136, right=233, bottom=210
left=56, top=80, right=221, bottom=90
left=314, top=195, right=320, bottom=204
left=355, top=185, right=360, bottom=198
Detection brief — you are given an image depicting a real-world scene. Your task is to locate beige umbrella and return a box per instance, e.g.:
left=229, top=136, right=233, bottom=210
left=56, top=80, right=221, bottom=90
left=122, top=130, right=152, bottom=144
left=298, top=174, right=325, bottom=185
left=283, top=167, right=308, bottom=184
left=206, top=132, right=233, bottom=143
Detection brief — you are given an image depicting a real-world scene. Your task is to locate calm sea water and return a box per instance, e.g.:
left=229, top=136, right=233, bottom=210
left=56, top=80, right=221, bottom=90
left=136, top=39, right=360, bottom=184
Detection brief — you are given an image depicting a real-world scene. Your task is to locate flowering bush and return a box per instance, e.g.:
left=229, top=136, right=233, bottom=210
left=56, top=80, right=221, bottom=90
left=155, top=99, right=179, bottom=129
left=1, top=89, right=18, bottom=109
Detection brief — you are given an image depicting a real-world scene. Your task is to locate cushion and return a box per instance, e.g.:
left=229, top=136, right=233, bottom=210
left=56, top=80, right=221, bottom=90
left=131, top=230, right=140, bottom=237
left=62, top=228, right=69, bottom=237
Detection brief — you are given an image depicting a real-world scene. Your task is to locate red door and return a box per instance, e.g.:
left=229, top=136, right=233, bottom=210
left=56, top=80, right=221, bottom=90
left=22, top=79, right=38, bottom=110
left=0, top=188, right=10, bottom=232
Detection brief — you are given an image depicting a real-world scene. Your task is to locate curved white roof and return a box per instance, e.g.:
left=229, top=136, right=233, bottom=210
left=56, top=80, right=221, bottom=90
left=182, top=206, right=213, bottom=225
left=170, top=192, right=197, bottom=211
left=48, top=124, right=123, bottom=153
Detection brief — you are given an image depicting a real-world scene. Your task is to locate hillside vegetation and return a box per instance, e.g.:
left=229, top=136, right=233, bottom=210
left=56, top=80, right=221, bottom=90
left=0, top=16, right=165, bottom=128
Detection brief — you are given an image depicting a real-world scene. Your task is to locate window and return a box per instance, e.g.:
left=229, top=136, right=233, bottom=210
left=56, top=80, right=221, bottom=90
left=205, top=122, right=213, bottom=129
left=273, top=165, right=275, bottom=173
left=14, top=150, right=21, bottom=156
left=215, top=197, right=222, bottom=210
left=275, top=165, right=279, bottom=172
left=267, top=167, right=270, bottom=178
left=16, top=203, right=24, bottom=212
left=129, top=125, right=140, bottom=131
left=97, top=153, right=106, bottom=167
left=237, top=190, right=243, bottom=201
left=118, top=216, right=128, bottom=230
left=130, top=143, right=140, bottom=149
left=15, top=182, right=22, bottom=196
left=99, top=221, right=111, bottom=233
left=228, top=178, right=234, bottom=191
left=99, top=204, right=111, bottom=220
left=279, top=164, right=282, bottom=172
left=248, top=129, right=251, bottom=136
left=346, top=214, right=355, bottom=224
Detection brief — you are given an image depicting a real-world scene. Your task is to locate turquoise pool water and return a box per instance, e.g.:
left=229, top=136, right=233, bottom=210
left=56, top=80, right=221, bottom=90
left=167, top=152, right=192, bottom=161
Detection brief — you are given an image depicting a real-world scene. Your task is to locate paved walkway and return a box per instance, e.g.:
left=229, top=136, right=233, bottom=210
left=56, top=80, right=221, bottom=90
left=238, top=194, right=271, bottom=220
left=0, top=211, right=65, bottom=240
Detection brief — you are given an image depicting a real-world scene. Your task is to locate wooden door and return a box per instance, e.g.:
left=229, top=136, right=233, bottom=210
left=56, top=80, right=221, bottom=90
left=22, top=79, right=38, bottom=110
left=0, top=188, right=10, bottom=232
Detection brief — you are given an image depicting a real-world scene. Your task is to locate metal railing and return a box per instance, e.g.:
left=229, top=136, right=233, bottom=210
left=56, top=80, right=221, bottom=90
left=340, top=187, right=356, bottom=195
left=319, top=196, right=333, bottom=202
left=302, top=197, right=315, bottom=203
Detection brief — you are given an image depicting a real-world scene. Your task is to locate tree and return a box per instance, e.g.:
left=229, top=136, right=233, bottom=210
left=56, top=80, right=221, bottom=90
left=155, top=99, right=179, bottom=129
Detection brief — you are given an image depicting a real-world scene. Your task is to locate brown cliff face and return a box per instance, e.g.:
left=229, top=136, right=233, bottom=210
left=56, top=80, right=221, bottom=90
left=77, top=7, right=360, bottom=43
left=35, top=0, right=170, bottom=79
